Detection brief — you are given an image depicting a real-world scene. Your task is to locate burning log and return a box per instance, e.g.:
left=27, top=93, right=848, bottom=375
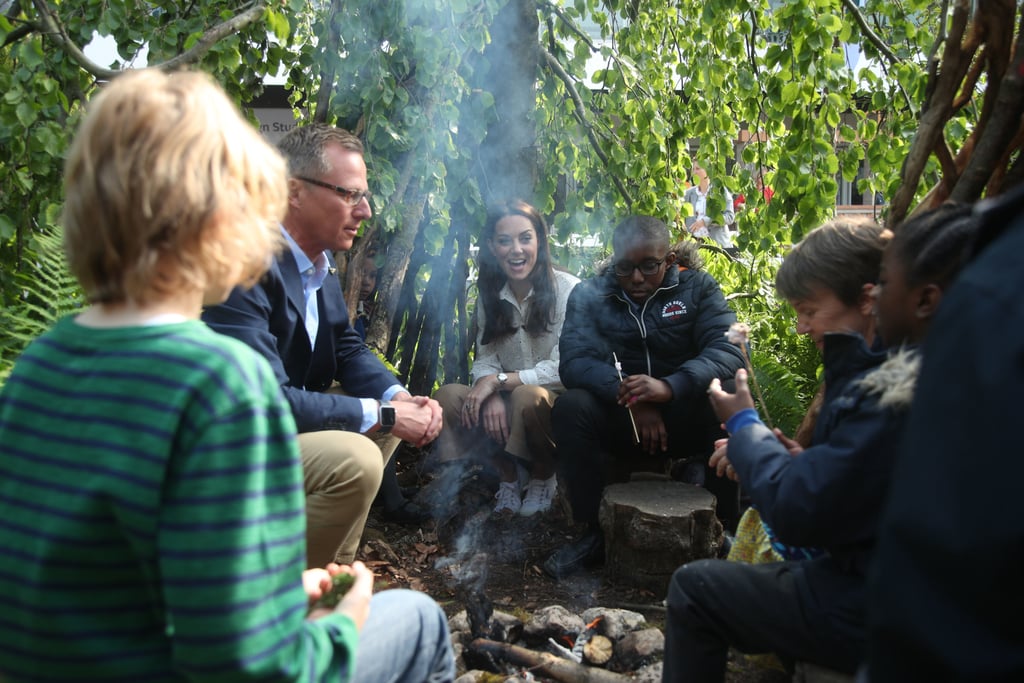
left=468, top=638, right=630, bottom=683
left=583, top=635, right=613, bottom=665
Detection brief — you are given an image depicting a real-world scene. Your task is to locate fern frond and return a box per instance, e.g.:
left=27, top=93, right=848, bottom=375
left=749, top=346, right=820, bottom=436
left=0, top=226, right=83, bottom=383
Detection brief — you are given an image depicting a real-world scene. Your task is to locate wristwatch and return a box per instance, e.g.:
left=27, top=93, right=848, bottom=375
left=378, top=400, right=396, bottom=434
left=496, top=372, right=509, bottom=388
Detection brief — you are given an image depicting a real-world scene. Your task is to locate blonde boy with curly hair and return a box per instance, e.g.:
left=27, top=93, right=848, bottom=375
left=0, top=69, right=453, bottom=682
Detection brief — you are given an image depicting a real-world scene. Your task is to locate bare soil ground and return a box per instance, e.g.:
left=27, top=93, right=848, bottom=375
left=357, top=446, right=788, bottom=682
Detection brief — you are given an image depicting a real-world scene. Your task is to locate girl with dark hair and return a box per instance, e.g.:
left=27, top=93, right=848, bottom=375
left=433, top=200, right=579, bottom=516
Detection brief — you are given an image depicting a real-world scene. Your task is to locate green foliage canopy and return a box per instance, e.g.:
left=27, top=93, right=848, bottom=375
left=2, top=0, right=1018, bottom=423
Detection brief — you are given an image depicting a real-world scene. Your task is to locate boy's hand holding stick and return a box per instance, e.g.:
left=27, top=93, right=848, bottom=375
left=613, top=352, right=640, bottom=444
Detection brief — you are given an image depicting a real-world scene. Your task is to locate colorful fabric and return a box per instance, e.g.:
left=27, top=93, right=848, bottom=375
left=0, top=317, right=358, bottom=682
left=763, top=518, right=825, bottom=562
left=726, top=507, right=783, bottom=565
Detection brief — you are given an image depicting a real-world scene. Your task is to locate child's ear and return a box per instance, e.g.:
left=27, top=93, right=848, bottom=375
left=916, top=283, right=943, bottom=320
left=664, top=250, right=678, bottom=266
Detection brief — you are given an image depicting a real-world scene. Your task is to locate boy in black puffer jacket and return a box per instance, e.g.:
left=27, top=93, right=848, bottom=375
left=544, top=216, right=745, bottom=579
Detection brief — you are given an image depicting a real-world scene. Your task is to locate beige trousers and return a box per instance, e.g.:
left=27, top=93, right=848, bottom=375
left=299, top=430, right=385, bottom=568
left=433, top=383, right=557, bottom=465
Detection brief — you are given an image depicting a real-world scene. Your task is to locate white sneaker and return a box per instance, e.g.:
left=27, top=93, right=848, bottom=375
left=519, top=476, right=557, bottom=516
left=493, top=481, right=522, bottom=514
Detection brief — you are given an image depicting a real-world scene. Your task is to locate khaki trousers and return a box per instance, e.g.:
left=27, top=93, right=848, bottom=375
left=299, top=422, right=400, bottom=569
left=433, top=383, right=556, bottom=464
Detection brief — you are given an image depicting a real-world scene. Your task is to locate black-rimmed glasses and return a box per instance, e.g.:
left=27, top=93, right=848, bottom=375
left=612, top=258, right=665, bottom=277
left=296, top=176, right=372, bottom=206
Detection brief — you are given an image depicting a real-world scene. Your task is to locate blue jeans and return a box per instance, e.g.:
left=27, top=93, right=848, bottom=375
left=353, top=589, right=455, bottom=683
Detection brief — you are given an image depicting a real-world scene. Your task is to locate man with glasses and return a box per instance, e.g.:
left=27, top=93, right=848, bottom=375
left=543, top=215, right=745, bottom=579
left=203, top=124, right=442, bottom=569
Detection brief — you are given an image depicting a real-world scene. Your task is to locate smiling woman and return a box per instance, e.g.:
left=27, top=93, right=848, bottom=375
left=432, top=199, right=580, bottom=518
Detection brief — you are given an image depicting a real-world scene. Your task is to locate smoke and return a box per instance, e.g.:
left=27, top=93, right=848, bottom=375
left=435, top=511, right=493, bottom=637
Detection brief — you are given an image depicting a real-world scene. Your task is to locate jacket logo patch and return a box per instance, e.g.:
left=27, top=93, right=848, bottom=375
left=662, top=301, right=687, bottom=319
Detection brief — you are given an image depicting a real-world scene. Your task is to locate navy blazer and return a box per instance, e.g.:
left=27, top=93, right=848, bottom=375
left=202, top=249, right=400, bottom=433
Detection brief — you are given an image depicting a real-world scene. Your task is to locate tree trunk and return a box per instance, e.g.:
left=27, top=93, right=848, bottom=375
left=440, top=228, right=473, bottom=385
left=365, top=136, right=430, bottom=355
left=406, top=231, right=459, bottom=395
left=392, top=227, right=430, bottom=382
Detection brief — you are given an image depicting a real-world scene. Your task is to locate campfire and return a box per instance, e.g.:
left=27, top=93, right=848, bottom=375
left=547, top=616, right=612, bottom=666
left=429, top=477, right=666, bottom=681
left=450, top=597, right=663, bottom=682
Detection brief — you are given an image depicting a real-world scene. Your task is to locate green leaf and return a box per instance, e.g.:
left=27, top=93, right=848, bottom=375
left=781, top=82, right=800, bottom=104
left=0, top=215, right=14, bottom=241
left=17, top=40, right=45, bottom=69
left=183, top=32, right=203, bottom=51
left=825, top=107, right=839, bottom=128
left=15, top=102, right=36, bottom=128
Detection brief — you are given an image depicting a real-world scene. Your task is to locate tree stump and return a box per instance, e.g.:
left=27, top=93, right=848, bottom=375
left=598, top=481, right=723, bottom=597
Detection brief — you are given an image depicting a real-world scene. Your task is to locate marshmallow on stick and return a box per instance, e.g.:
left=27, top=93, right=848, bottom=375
left=613, top=352, right=640, bottom=444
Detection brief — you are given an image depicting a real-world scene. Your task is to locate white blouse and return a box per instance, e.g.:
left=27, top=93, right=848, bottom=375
left=470, top=268, right=580, bottom=390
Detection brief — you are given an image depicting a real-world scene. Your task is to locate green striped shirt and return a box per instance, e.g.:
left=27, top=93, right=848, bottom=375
left=0, top=317, right=357, bottom=682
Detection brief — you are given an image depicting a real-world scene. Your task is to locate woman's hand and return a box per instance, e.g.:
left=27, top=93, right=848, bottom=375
left=480, top=393, right=510, bottom=445
left=461, top=378, right=498, bottom=429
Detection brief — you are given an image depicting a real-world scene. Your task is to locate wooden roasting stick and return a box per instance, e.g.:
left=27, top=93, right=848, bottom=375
left=468, top=638, right=629, bottom=683
left=613, top=353, right=640, bottom=444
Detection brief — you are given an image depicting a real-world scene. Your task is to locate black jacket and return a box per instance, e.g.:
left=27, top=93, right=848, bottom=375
left=559, top=261, right=744, bottom=404
left=868, top=188, right=1024, bottom=681
left=733, top=335, right=916, bottom=568
left=730, top=333, right=917, bottom=643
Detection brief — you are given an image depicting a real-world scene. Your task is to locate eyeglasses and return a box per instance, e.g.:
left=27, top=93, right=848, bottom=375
left=612, top=258, right=665, bottom=277
left=296, top=176, right=372, bottom=206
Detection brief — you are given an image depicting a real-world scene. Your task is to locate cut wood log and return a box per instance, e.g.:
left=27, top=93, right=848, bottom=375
left=599, top=481, right=723, bottom=597
left=583, top=635, right=613, bottom=665
left=467, top=638, right=629, bottom=683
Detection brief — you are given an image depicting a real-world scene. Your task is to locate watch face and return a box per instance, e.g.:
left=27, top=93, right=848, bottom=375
left=497, top=372, right=508, bottom=384
left=380, top=403, right=396, bottom=429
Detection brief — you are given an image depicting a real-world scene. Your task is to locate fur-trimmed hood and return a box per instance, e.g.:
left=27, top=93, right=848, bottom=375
left=856, top=347, right=921, bottom=411
left=670, top=239, right=704, bottom=271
